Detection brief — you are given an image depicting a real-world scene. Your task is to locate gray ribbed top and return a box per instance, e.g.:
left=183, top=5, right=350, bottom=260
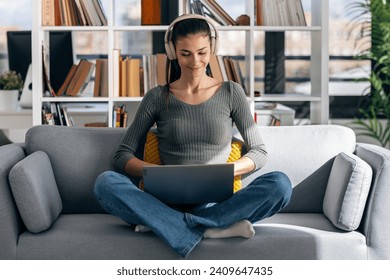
left=114, top=81, right=267, bottom=172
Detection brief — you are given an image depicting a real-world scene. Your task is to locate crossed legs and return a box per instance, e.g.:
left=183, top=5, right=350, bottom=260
left=94, top=171, right=292, bottom=257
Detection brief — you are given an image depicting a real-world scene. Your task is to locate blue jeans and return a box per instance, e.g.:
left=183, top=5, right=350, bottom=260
left=93, top=170, right=292, bottom=258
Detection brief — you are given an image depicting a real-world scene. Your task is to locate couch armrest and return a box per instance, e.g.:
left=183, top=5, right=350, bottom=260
left=0, top=144, right=26, bottom=259
left=355, top=143, right=390, bottom=259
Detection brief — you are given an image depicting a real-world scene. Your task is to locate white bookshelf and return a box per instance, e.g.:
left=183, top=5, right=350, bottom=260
left=32, top=0, right=329, bottom=126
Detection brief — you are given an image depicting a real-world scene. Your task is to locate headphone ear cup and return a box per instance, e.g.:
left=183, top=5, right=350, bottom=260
left=165, top=40, right=176, bottom=60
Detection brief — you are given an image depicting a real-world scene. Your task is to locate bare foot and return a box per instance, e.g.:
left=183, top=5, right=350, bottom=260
left=204, top=220, right=255, bottom=239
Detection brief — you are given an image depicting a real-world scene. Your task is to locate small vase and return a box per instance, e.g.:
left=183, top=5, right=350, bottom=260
left=0, top=89, right=19, bottom=111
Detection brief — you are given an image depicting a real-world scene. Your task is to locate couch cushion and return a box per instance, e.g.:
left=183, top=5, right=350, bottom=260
left=241, top=125, right=356, bottom=186
left=323, top=152, right=372, bottom=231
left=355, top=143, right=390, bottom=259
left=240, top=125, right=357, bottom=213
left=16, top=213, right=367, bottom=260
left=25, top=125, right=128, bottom=214
left=9, top=151, right=62, bottom=233
left=0, top=144, right=26, bottom=259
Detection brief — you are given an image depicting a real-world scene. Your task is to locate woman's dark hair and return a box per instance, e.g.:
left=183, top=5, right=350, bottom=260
left=166, top=18, right=213, bottom=84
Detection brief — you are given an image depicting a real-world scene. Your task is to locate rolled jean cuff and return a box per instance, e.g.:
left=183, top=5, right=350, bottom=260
left=180, top=229, right=204, bottom=257
left=184, top=212, right=198, bottom=228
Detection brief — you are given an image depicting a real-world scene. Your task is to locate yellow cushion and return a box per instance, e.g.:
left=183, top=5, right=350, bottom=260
left=143, top=131, right=162, bottom=165
left=228, top=140, right=243, bottom=193
left=141, top=131, right=242, bottom=193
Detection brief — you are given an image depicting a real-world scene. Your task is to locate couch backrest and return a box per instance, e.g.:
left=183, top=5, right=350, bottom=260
left=355, top=143, right=390, bottom=259
left=240, top=125, right=357, bottom=212
left=25, top=124, right=356, bottom=214
left=25, top=125, right=127, bottom=214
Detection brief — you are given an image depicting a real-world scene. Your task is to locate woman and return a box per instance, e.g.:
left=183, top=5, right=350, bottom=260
left=94, top=14, right=292, bottom=258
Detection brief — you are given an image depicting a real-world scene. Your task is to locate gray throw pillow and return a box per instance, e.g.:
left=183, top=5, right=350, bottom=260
left=9, top=151, right=62, bottom=233
left=323, top=152, right=372, bottom=231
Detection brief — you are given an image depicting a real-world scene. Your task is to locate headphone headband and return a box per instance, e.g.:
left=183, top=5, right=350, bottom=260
left=164, top=14, right=219, bottom=60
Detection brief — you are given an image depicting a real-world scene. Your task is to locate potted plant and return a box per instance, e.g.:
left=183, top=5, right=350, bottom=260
left=0, top=70, right=24, bottom=111
left=348, top=0, right=390, bottom=148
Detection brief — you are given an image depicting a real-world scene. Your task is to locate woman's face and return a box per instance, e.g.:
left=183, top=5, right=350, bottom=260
left=174, top=33, right=211, bottom=79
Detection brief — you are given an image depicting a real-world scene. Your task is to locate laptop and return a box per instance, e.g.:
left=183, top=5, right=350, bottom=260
left=142, top=164, right=234, bottom=205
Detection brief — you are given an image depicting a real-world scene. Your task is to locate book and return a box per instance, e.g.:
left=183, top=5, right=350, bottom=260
left=141, top=0, right=161, bottom=25
left=121, top=57, right=128, bottom=97
left=65, top=59, right=95, bottom=96
left=231, top=58, right=248, bottom=95
left=93, top=59, right=108, bottom=97
left=65, top=59, right=86, bottom=95
left=62, top=0, right=72, bottom=25
left=54, top=0, right=62, bottom=26
left=206, top=0, right=237, bottom=25
left=139, top=66, right=145, bottom=96
left=288, top=0, right=307, bottom=26
left=191, top=0, right=205, bottom=16
left=150, top=56, right=158, bottom=92
left=99, top=59, right=109, bottom=97
left=270, top=115, right=281, bottom=126
left=42, top=44, right=56, bottom=97
left=142, top=55, right=150, bottom=94
left=256, top=0, right=263, bottom=25
left=57, top=64, right=78, bottom=96
left=60, top=104, right=73, bottom=126
left=113, top=104, right=127, bottom=127
left=42, top=0, right=55, bottom=26
left=75, top=61, right=95, bottom=95
left=50, top=103, right=60, bottom=125
left=93, top=59, right=102, bottom=97
left=80, top=0, right=102, bottom=25
left=128, top=58, right=141, bottom=97
left=198, top=0, right=236, bottom=26
left=84, top=122, right=107, bottom=127
left=156, top=53, right=167, bottom=86
left=209, top=54, right=223, bottom=82
left=260, top=0, right=306, bottom=26
left=78, top=0, right=93, bottom=25
left=216, top=55, right=228, bottom=81
left=92, top=0, right=108, bottom=25
left=58, top=0, right=66, bottom=25
left=68, top=0, right=80, bottom=26
left=112, top=49, right=121, bottom=98
left=56, top=103, right=65, bottom=126
left=74, top=0, right=88, bottom=26
left=222, top=56, right=234, bottom=82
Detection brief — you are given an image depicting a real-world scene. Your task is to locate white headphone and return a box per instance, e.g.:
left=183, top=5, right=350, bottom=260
left=164, top=14, right=219, bottom=60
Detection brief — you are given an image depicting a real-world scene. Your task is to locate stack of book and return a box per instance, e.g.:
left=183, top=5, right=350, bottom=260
left=112, top=50, right=167, bottom=98
left=190, top=0, right=237, bottom=26
left=111, top=49, right=248, bottom=97
left=113, top=104, right=128, bottom=128
left=112, top=49, right=143, bottom=98
left=256, top=0, right=307, bottom=26
left=56, top=59, right=95, bottom=97
left=142, top=53, right=167, bottom=94
left=111, top=50, right=248, bottom=97
left=208, top=54, right=248, bottom=96
left=42, top=103, right=74, bottom=126
left=42, top=0, right=107, bottom=26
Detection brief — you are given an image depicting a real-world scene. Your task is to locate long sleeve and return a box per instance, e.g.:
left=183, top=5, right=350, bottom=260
left=113, top=87, right=161, bottom=172
left=230, top=82, right=268, bottom=170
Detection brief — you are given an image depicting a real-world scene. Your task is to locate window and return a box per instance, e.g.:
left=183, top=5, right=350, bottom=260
left=0, top=0, right=32, bottom=72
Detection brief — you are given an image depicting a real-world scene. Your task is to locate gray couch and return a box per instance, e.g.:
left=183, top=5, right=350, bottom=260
left=1, top=124, right=389, bottom=260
